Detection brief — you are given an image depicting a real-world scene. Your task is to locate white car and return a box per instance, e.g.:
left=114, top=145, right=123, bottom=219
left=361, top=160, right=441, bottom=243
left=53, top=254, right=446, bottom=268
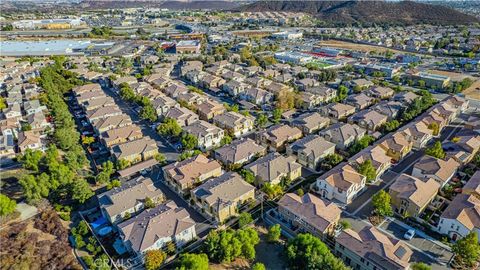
left=404, top=229, right=415, bottom=240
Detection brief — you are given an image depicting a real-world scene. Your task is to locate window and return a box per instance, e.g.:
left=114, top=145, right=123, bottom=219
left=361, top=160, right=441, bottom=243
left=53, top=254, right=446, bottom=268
left=360, top=258, right=365, bottom=263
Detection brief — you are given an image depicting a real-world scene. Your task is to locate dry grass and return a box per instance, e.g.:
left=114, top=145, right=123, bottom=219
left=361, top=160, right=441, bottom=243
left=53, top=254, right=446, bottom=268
left=463, top=79, right=480, bottom=100
left=317, top=40, right=405, bottom=54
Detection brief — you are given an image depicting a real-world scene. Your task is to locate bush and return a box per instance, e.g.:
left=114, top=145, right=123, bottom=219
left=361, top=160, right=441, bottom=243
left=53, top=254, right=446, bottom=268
left=238, top=212, right=253, bottom=228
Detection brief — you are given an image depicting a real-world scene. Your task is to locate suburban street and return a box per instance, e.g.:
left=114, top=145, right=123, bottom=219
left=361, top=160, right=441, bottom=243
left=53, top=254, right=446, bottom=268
left=101, top=84, right=180, bottom=162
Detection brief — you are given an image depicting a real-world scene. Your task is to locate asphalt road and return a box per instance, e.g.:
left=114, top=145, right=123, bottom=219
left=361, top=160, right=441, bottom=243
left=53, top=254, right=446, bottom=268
left=101, top=85, right=179, bottom=162
left=150, top=167, right=213, bottom=238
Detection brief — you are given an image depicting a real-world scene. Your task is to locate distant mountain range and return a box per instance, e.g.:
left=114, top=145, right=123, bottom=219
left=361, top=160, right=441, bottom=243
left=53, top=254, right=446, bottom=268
left=77, top=0, right=242, bottom=10
left=236, top=0, right=479, bottom=25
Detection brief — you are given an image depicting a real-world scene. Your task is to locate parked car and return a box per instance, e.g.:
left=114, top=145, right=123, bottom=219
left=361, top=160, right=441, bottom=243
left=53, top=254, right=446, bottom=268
left=404, top=229, right=415, bottom=240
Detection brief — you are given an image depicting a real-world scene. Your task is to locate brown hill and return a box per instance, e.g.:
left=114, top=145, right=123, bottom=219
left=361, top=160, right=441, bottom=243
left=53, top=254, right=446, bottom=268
left=237, top=0, right=479, bottom=25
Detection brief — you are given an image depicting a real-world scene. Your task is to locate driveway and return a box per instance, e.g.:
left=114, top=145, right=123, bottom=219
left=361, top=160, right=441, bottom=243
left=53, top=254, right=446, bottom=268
left=101, top=85, right=179, bottom=162
left=378, top=218, right=452, bottom=269
left=149, top=167, right=213, bottom=238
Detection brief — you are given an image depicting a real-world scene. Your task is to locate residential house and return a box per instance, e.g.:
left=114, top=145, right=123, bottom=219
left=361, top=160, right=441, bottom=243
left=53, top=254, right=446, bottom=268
left=437, top=193, right=480, bottom=242
left=213, top=111, right=255, bottom=138
left=393, top=91, right=419, bottom=104
left=101, top=125, right=143, bottom=147
left=222, top=80, right=247, bottom=96
left=98, top=176, right=164, bottom=224
left=82, top=96, right=116, bottom=111
left=191, top=172, right=255, bottom=222
left=91, top=114, right=133, bottom=134
left=118, top=200, right=196, bottom=257
left=152, top=94, right=179, bottom=117
left=245, top=152, right=302, bottom=186
left=291, top=112, right=330, bottom=135
left=112, top=137, right=159, bottom=164
left=313, top=163, right=366, bottom=205
left=378, top=132, right=413, bottom=162
left=298, top=92, right=323, bottom=109
left=163, top=154, right=222, bottom=194
left=197, top=100, right=226, bottom=121
left=86, top=105, right=122, bottom=122
left=321, top=103, right=356, bottom=119
left=411, top=156, right=460, bottom=188
left=278, top=192, right=341, bottom=239
left=462, top=171, right=480, bottom=197
left=296, top=78, right=319, bottom=90
left=165, top=107, right=199, bottom=127
left=25, top=111, right=51, bottom=132
left=345, top=93, right=375, bottom=110
left=17, top=131, right=42, bottom=152
left=164, top=83, right=189, bottom=98
left=286, top=135, right=336, bottom=170
left=183, top=120, right=224, bottom=150
left=351, top=145, right=392, bottom=181
left=305, top=86, right=337, bottom=103
left=0, top=133, right=16, bottom=164
left=177, top=92, right=206, bottom=107
left=348, top=109, right=388, bottom=131
left=400, top=121, right=433, bottom=149
left=320, top=123, right=366, bottom=150
left=76, top=90, right=106, bottom=104
left=4, top=103, right=22, bottom=121
left=367, top=86, right=395, bottom=99
left=389, top=174, right=440, bottom=218
left=373, top=101, right=404, bottom=120
left=240, top=87, right=274, bottom=105
left=23, top=100, right=46, bottom=115
left=351, top=78, right=374, bottom=89
left=213, top=138, right=266, bottom=167
left=335, top=226, right=412, bottom=270
left=257, top=124, right=303, bottom=151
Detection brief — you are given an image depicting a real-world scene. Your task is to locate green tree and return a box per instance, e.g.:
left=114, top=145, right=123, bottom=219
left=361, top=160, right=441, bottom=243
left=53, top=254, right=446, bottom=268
left=0, top=97, right=6, bottom=110
left=286, top=233, right=348, bottom=270
left=252, top=262, right=266, bottom=270
left=19, top=174, right=50, bottom=203
left=106, top=179, right=121, bottom=190
left=157, top=118, right=182, bottom=137
left=412, top=262, right=431, bottom=270
left=177, top=253, right=209, bottom=270
left=427, top=122, right=439, bottom=136
left=383, top=120, right=400, bottom=133
left=154, top=153, right=166, bottom=164
left=0, top=194, right=16, bottom=217
left=339, top=220, right=351, bottom=230
left=256, top=113, right=268, bottom=127
left=166, top=241, right=176, bottom=255
left=144, top=197, right=156, bottom=209
left=358, top=159, right=377, bottom=183
left=262, top=183, right=283, bottom=199
left=120, top=84, right=136, bottom=102
left=71, top=178, right=94, bottom=204
left=425, top=141, right=445, bottom=159
left=204, top=227, right=260, bottom=263
left=19, top=148, right=43, bottom=172
left=240, top=169, right=255, bottom=184
left=267, top=224, right=281, bottom=243
left=348, top=135, right=375, bottom=156
left=272, top=108, right=282, bottom=124
left=336, top=85, right=349, bottom=101
left=238, top=212, right=253, bottom=228
left=372, top=190, right=393, bottom=217
left=144, top=249, right=166, bottom=270
left=452, top=232, right=480, bottom=268
left=181, top=134, right=198, bottom=150
left=117, top=159, right=131, bottom=170
left=140, top=104, right=158, bottom=122
left=221, top=135, right=233, bottom=146
left=321, top=153, right=343, bottom=170
left=82, top=136, right=95, bottom=145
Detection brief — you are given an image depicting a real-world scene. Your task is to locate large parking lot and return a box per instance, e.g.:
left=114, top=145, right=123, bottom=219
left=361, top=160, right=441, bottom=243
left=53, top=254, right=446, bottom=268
left=378, top=218, right=452, bottom=269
